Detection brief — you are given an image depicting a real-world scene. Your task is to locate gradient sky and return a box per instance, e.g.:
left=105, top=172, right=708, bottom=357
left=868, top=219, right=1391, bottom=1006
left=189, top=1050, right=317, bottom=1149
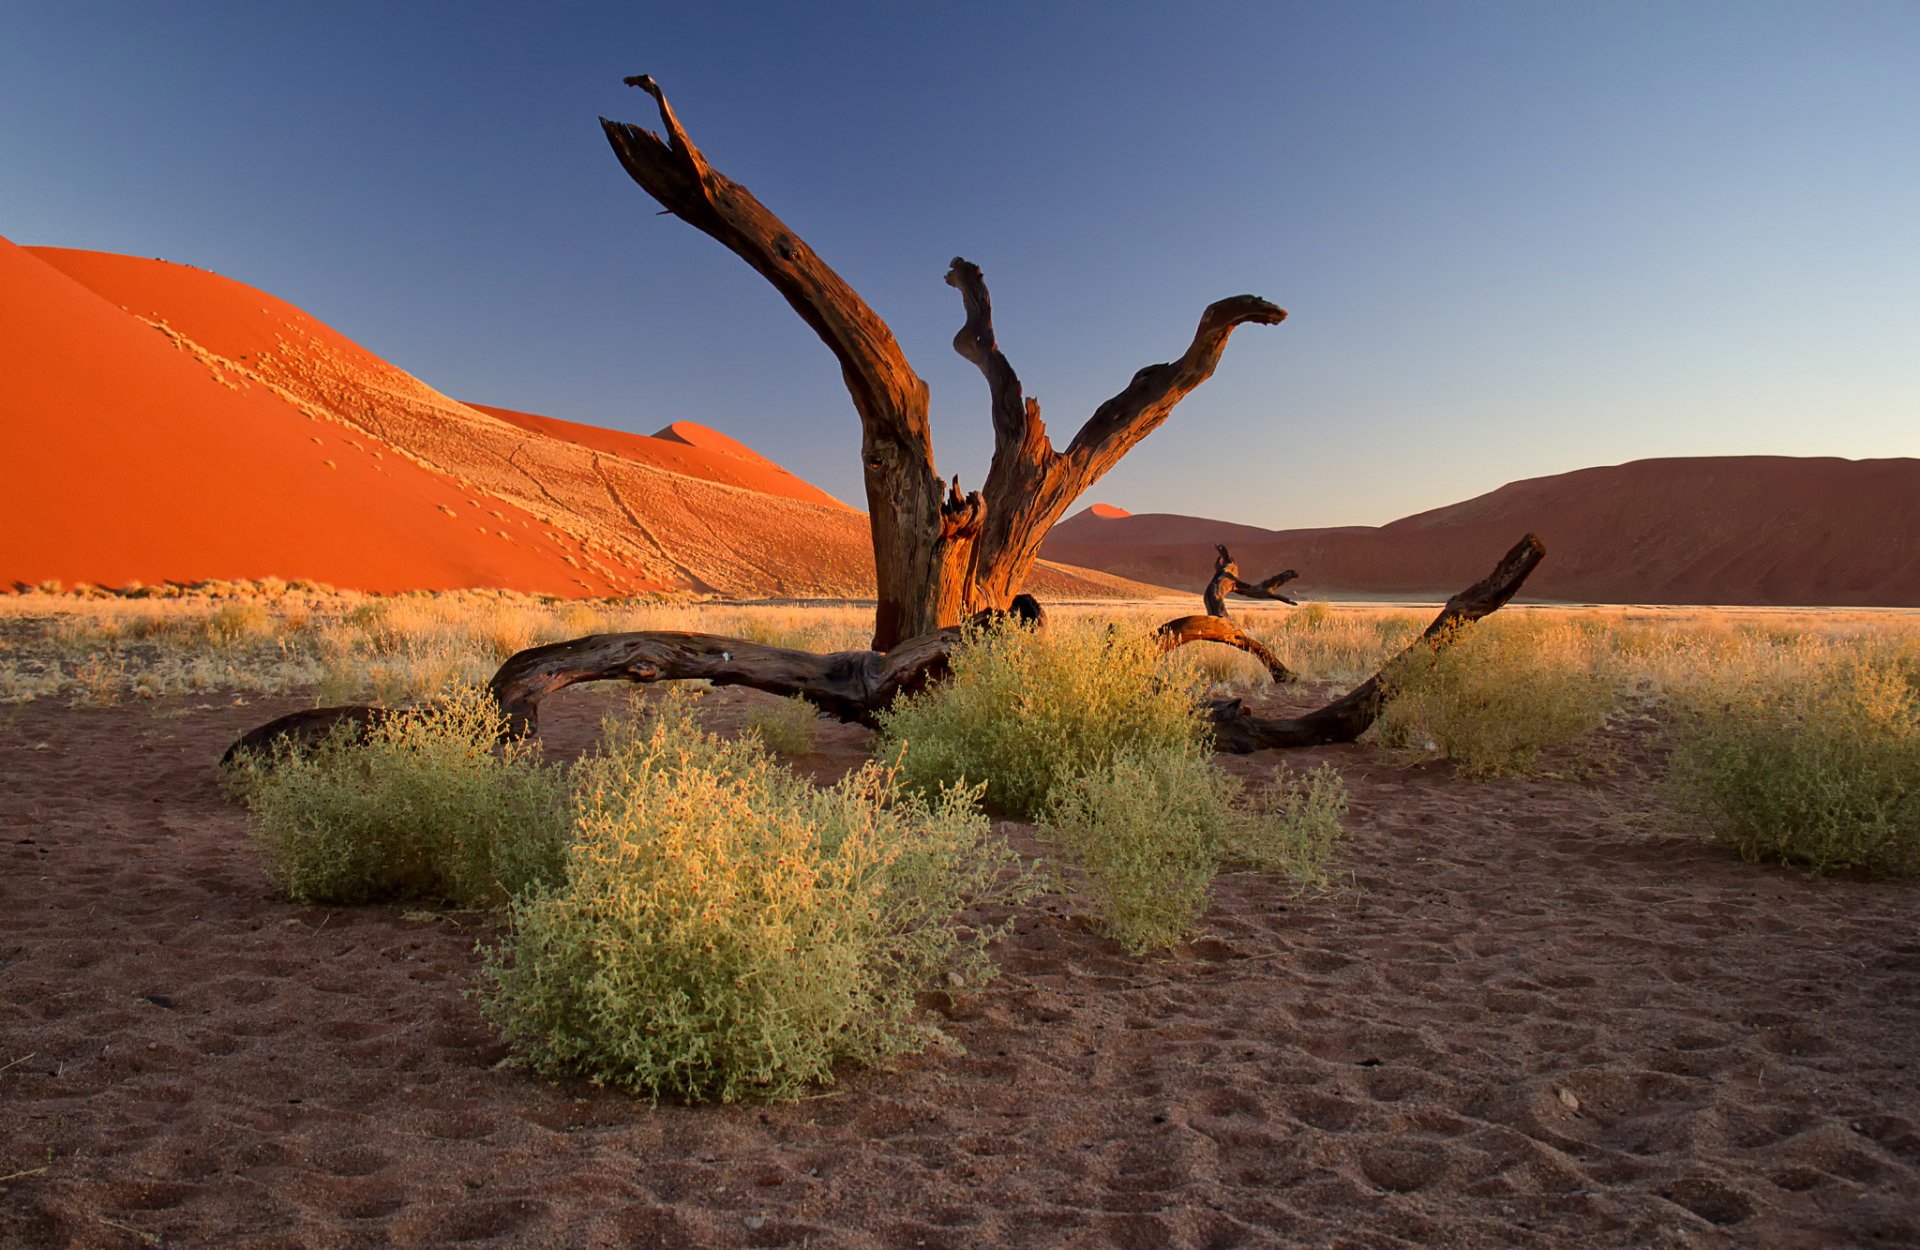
left=4, top=1, right=1915, bottom=528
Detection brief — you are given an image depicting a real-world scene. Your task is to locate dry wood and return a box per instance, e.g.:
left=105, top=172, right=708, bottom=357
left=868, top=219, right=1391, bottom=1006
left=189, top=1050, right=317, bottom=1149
left=1155, top=614, right=1295, bottom=682
left=1203, top=544, right=1298, bottom=616
left=602, top=76, right=1286, bottom=647
left=1207, top=534, right=1547, bottom=752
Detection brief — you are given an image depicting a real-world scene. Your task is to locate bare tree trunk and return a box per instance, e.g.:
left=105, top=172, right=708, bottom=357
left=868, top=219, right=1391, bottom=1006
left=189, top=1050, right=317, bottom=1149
left=1153, top=543, right=1302, bottom=680
left=601, top=78, right=1285, bottom=647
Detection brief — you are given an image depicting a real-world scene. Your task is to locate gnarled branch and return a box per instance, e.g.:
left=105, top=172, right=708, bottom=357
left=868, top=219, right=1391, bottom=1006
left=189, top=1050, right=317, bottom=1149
left=1208, top=534, right=1546, bottom=752
left=1204, top=543, right=1298, bottom=616
left=1156, top=614, right=1295, bottom=682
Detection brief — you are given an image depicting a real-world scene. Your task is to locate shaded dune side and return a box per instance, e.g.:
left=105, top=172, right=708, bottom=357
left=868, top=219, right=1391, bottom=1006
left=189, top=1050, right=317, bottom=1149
left=0, top=237, right=623, bottom=595
left=1047, top=457, right=1920, bottom=605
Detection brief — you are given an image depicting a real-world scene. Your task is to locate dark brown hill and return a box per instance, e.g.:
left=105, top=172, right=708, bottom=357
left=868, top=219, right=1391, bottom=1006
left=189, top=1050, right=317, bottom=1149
left=1044, top=457, right=1920, bottom=606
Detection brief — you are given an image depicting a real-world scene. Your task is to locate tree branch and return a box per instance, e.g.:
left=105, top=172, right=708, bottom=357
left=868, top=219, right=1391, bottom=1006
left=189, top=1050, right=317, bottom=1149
left=944, top=257, right=1054, bottom=486
left=1062, top=295, right=1287, bottom=486
left=1156, top=614, right=1296, bottom=683
left=600, top=77, right=929, bottom=447
left=1209, top=534, right=1547, bottom=752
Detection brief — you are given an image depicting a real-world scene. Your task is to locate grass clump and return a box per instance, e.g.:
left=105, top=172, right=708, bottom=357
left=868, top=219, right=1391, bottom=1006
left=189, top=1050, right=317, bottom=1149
left=877, top=623, right=1207, bottom=817
left=1045, top=749, right=1349, bottom=953
left=1666, top=647, right=1920, bottom=877
left=742, top=694, right=820, bottom=755
left=1374, top=619, right=1613, bottom=776
left=479, top=696, right=1033, bottom=1103
left=241, top=685, right=570, bottom=905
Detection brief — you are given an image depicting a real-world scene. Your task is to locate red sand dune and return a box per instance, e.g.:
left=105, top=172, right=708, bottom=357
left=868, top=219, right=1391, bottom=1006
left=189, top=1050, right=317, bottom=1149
left=3, top=242, right=1151, bottom=601
left=0, top=237, right=622, bottom=595
left=467, top=405, right=850, bottom=510
left=1046, top=457, right=1920, bottom=606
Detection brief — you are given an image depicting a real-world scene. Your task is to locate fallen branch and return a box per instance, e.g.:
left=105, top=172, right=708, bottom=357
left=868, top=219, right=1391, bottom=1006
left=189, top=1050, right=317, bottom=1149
left=1155, top=615, right=1294, bottom=682
left=1206, top=533, right=1546, bottom=752
left=1154, top=542, right=1301, bottom=681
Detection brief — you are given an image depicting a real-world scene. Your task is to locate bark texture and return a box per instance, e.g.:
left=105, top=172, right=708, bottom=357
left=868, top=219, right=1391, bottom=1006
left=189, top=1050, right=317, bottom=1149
left=602, top=76, right=1285, bottom=647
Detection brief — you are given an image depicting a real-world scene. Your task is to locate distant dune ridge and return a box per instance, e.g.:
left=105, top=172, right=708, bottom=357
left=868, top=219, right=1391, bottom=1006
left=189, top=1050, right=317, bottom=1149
left=1045, top=456, right=1920, bottom=607
left=0, top=240, right=1155, bottom=602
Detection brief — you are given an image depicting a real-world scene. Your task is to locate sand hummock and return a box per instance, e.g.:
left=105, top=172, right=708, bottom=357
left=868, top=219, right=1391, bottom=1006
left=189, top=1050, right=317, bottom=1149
left=2, top=687, right=1915, bottom=1249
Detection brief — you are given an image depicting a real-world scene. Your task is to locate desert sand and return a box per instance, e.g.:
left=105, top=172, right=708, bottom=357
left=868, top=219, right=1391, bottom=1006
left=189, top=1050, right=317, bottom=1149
left=3, top=685, right=1915, bottom=1249
left=1045, top=456, right=1920, bottom=607
left=2, top=242, right=1162, bottom=605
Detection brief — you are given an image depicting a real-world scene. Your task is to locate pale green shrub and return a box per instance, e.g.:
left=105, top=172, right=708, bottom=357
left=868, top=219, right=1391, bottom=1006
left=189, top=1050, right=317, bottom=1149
left=480, top=697, right=1032, bottom=1103
left=743, top=694, right=820, bottom=755
left=1374, top=619, right=1613, bottom=776
left=1224, top=763, right=1349, bottom=889
left=1045, top=751, right=1349, bottom=953
left=876, top=624, right=1208, bottom=817
left=242, top=686, right=570, bottom=905
left=1045, top=745, right=1233, bottom=953
left=1666, top=647, right=1920, bottom=877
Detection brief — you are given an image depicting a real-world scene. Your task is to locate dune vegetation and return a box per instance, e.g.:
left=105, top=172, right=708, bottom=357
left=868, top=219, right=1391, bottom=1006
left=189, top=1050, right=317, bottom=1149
left=6, top=582, right=1919, bottom=1100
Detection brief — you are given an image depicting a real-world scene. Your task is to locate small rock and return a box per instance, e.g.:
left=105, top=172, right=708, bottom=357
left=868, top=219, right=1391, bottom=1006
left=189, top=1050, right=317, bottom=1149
left=743, top=1215, right=766, bottom=1230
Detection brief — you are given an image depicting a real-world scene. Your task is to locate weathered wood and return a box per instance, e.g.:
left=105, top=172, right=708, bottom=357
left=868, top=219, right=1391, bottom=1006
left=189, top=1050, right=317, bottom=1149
left=219, top=704, right=398, bottom=767
left=1207, top=534, right=1547, bottom=752
left=1203, top=544, right=1298, bottom=616
left=1155, top=614, right=1296, bottom=682
left=488, top=626, right=966, bottom=736
left=601, top=77, right=967, bottom=649
left=943, top=258, right=1289, bottom=615
left=602, top=77, right=1286, bottom=647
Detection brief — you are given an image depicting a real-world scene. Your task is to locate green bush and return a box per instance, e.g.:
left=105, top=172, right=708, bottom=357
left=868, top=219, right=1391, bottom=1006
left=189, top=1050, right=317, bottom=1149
left=242, top=686, right=570, bottom=905
left=1666, top=650, right=1920, bottom=876
left=743, top=693, right=820, bottom=755
left=478, top=696, right=1033, bottom=1103
left=1045, top=745, right=1233, bottom=953
left=1374, top=618, right=1613, bottom=777
left=877, top=623, right=1208, bottom=817
left=1045, top=749, right=1349, bottom=953
left=1224, top=762, right=1349, bottom=890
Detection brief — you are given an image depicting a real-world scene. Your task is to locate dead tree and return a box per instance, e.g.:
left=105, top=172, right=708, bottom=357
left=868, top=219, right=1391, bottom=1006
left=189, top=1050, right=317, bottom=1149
left=1155, top=544, right=1301, bottom=681
left=226, top=76, right=1550, bottom=764
left=223, top=540, right=1543, bottom=764
left=601, top=76, right=1286, bottom=650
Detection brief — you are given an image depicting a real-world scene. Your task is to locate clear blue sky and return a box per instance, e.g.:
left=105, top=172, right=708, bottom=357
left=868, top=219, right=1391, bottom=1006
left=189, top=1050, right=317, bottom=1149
left=4, top=1, right=1915, bottom=527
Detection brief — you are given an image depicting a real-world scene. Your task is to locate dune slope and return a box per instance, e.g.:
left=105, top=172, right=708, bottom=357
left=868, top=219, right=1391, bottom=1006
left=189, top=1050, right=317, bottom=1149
left=0, top=238, right=622, bottom=595
left=1046, top=457, right=1920, bottom=605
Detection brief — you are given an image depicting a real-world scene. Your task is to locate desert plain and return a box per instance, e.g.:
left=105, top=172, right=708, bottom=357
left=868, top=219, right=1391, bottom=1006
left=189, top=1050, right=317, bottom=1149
left=2, top=592, right=1916, bottom=1250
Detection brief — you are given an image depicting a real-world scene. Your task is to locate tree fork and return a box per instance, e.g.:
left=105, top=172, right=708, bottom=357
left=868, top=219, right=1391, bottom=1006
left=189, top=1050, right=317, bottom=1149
left=601, top=75, right=1285, bottom=647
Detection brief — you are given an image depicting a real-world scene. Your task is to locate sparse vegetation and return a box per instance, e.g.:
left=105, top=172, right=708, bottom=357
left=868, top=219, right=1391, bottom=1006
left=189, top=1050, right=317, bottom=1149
left=479, top=695, right=1033, bottom=1102
left=742, top=693, right=821, bottom=755
left=876, top=622, right=1209, bottom=817
left=240, top=685, right=571, bottom=906
left=1045, top=749, right=1349, bottom=952
left=1372, top=617, right=1615, bottom=776
left=1665, top=642, right=1920, bottom=877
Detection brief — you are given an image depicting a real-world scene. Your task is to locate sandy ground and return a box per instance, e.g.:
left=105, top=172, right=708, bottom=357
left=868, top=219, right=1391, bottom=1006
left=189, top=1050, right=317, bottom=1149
left=2, top=686, right=1916, bottom=1249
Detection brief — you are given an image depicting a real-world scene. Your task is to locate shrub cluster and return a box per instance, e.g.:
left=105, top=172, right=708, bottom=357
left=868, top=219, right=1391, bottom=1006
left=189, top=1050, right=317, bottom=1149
left=1047, top=750, right=1349, bottom=952
left=876, top=623, right=1208, bottom=817
left=1373, top=618, right=1614, bottom=776
left=1665, top=648, right=1920, bottom=877
left=240, top=686, right=571, bottom=906
left=478, top=697, right=1033, bottom=1102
